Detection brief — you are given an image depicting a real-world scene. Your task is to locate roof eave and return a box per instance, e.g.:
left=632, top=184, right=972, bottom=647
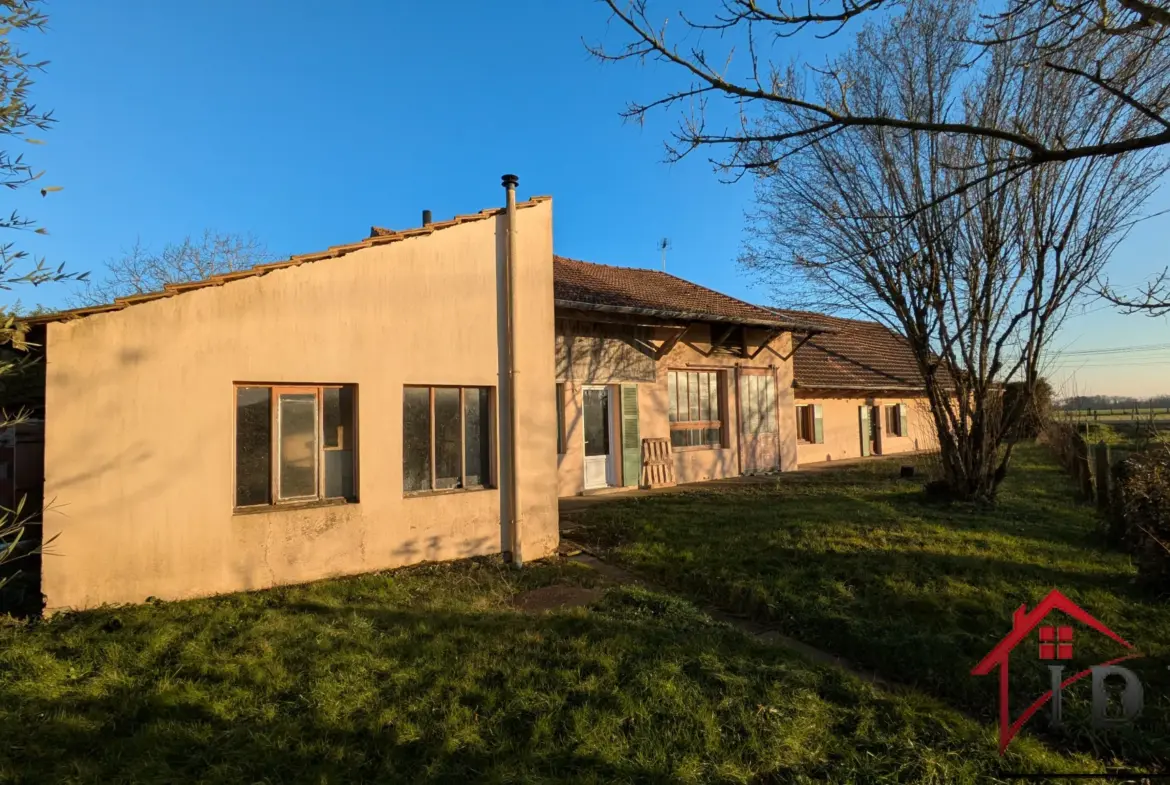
left=554, top=298, right=825, bottom=331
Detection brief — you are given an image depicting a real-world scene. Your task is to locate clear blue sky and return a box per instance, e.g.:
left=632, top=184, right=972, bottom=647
left=11, top=0, right=1169, bottom=396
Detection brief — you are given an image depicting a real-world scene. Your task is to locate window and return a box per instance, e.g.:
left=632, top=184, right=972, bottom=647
left=556, top=382, right=565, bottom=455
left=796, top=403, right=824, bottom=444
left=403, top=386, right=493, bottom=493
left=885, top=404, right=906, bottom=437
left=234, top=385, right=356, bottom=509
left=796, top=405, right=814, bottom=442
left=667, top=369, right=724, bottom=449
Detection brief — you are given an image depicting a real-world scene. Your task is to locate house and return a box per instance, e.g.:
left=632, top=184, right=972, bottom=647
left=551, top=258, right=825, bottom=495
left=25, top=179, right=559, bottom=611
left=772, top=310, right=942, bottom=464
left=12, top=178, right=944, bottom=612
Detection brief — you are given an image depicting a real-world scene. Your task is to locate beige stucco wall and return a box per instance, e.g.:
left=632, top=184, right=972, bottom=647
left=794, top=393, right=937, bottom=465
left=42, top=200, right=558, bottom=611
left=556, top=324, right=797, bottom=496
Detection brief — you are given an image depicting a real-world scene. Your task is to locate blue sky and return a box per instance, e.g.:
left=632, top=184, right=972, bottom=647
left=10, top=0, right=1169, bottom=396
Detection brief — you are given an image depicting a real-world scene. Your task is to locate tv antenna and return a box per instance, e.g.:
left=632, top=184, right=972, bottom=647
left=659, top=237, right=671, bottom=271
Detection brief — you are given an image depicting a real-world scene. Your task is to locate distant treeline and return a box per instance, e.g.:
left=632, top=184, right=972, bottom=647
left=1058, top=395, right=1170, bottom=411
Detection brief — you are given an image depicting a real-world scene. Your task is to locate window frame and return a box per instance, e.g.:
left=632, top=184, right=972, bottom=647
left=667, top=369, right=726, bottom=451
left=403, top=384, right=495, bottom=497
left=884, top=404, right=904, bottom=437
left=795, top=404, right=814, bottom=443
left=556, top=382, right=566, bottom=456
left=233, top=383, right=358, bottom=513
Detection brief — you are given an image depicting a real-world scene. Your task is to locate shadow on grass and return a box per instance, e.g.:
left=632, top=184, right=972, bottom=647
left=572, top=444, right=1170, bottom=769
left=0, top=569, right=1099, bottom=785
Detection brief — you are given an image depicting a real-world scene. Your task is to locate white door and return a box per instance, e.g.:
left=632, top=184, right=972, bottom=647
left=583, top=386, right=614, bottom=489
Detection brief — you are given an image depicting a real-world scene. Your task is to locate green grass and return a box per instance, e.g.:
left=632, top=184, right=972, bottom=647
left=573, top=442, right=1170, bottom=770
left=0, top=557, right=1100, bottom=784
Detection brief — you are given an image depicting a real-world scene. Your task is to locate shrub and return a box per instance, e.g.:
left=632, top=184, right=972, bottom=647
left=1116, top=442, right=1170, bottom=591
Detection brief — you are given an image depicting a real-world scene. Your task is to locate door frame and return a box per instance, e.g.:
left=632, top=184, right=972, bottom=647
left=582, top=384, right=617, bottom=489
left=738, top=368, right=780, bottom=474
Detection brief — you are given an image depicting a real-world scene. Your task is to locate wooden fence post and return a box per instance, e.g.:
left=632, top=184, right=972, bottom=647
left=1073, top=436, right=1094, bottom=499
left=1094, top=441, right=1111, bottom=512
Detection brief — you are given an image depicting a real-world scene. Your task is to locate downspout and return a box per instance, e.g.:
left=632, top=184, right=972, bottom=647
left=501, top=174, right=523, bottom=566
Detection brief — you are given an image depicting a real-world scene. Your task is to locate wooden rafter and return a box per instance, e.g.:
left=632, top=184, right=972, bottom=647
left=654, top=324, right=691, bottom=359
left=748, top=328, right=786, bottom=360
left=773, top=330, right=821, bottom=361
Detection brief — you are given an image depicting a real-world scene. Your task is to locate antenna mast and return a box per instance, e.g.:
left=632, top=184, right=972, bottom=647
left=659, top=237, right=671, bottom=271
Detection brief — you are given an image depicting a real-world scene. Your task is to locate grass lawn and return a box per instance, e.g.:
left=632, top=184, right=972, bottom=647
left=0, top=557, right=1101, bottom=784
left=572, top=442, right=1170, bottom=771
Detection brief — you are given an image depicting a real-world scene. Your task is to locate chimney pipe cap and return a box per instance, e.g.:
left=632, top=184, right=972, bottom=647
left=501, top=174, right=519, bottom=189
left=422, top=209, right=433, bottom=226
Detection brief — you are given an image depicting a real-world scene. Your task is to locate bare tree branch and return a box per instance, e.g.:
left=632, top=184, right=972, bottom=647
left=739, top=0, right=1166, bottom=501
left=589, top=0, right=1170, bottom=172
left=71, top=230, right=270, bottom=307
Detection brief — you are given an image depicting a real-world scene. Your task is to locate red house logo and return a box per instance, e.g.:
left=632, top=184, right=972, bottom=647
left=971, top=589, right=1144, bottom=754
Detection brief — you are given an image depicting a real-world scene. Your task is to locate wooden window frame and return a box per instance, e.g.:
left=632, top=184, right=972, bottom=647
left=885, top=404, right=903, bottom=437
left=667, top=369, right=726, bottom=451
left=795, top=404, right=815, bottom=443
left=403, top=385, right=495, bottom=497
left=233, top=383, right=358, bottom=513
left=556, top=382, right=566, bottom=456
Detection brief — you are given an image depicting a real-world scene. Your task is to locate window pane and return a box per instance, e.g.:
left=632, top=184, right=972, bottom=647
left=699, top=372, right=711, bottom=421
left=235, top=387, right=270, bottom=506
left=403, top=387, right=431, bottom=492
left=324, top=450, right=354, bottom=499
left=323, top=387, right=355, bottom=449
left=709, top=374, right=719, bottom=421
left=683, top=372, right=692, bottom=421
left=705, top=427, right=721, bottom=446
left=670, top=429, right=688, bottom=449
left=583, top=388, right=610, bottom=457
left=465, top=387, right=491, bottom=487
left=668, top=372, right=678, bottom=422
left=278, top=393, right=318, bottom=500
left=434, top=388, right=462, bottom=489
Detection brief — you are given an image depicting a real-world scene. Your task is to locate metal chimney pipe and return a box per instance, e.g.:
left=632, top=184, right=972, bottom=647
left=422, top=209, right=432, bottom=226
left=501, top=173, right=522, bottom=566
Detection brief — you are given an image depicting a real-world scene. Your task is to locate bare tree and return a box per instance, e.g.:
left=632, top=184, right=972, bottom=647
left=589, top=0, right=1170, bottom=189
left=740, top=0, right=1166, bottom=500
left=73, top=230, right=269, bottom=306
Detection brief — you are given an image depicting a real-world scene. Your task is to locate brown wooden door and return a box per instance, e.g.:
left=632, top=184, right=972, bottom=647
left=870, top=405, right=882, bottom=455
left=740, top=370, right=780, bottom=474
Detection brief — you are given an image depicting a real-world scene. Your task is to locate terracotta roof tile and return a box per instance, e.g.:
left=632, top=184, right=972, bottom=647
left=771, top=309, right=947, bottom=392
left=553, top=256, right=814, bottom=329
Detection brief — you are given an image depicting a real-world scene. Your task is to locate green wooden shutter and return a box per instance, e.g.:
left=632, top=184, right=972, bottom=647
left=859, top=405, right=871, bottom=456
left=620, top=384, right=640, bottom=487
left=813, top=404, right=824, bottom=444
left=898, top=403, right=908, bottom=438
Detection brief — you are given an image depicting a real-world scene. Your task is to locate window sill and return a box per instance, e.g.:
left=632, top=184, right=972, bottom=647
left=404, top=485, right=496, bottom=499
left=233, top=498, right=354, bottom=516
left=672, top=445, right=725, bottom=452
